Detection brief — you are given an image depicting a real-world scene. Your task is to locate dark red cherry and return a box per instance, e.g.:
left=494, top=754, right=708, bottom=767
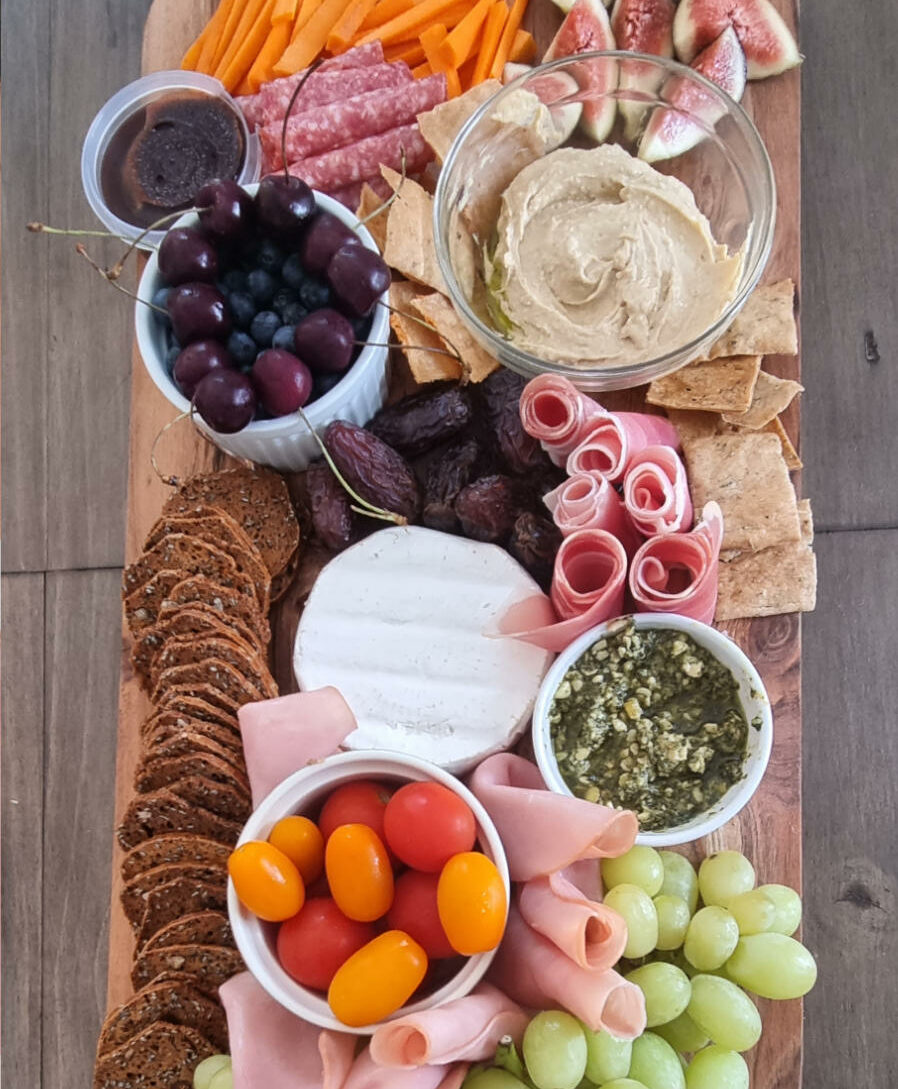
left=167, top=283, right=232, bottom=344
left=194, top=369, right=257, bottom=433
left=195, top=179, right=254, bottom=242
left=293, top=308, right=354, bottom=373
left=158, top=227, right=219, bottom=285
left=252, top=349, right=313, bottom=416
left=300, top=211, right=360, bottom=275
left=173, top=339, right=234, bottom=398
left=327, top=242, right=391, bottom=317
left=254, top=175, right=315, bottom=238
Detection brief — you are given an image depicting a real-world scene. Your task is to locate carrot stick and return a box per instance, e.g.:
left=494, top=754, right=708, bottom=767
left=219, top=0, right=276, bottom=91
left=508, top=26, right=535, bottom=62
left=355, top=0, right=471, bottom=46
left=291, top=0, right=325, bottom=37
left=207, top=0, right=249, bottom=72
left=412, top=61, right=433, bottom=78
left=438, top=0, right=491, bottom=68
left=487, top=0, right=526, bottom=79
left=420, top=22, right=450, bottom=71
left=246, top=18, right=292, bottom=90
left=470, top=0, right=506, bottom=85
left=445, top=66, right=462, bottom=96
left=213, top=0, right=267, bottom=80
left=190, top=0, right=237, bottom=72
left=384, top=39, right=427, bottom=64
left=458, top=54, right=477, bottom=90
left=274, top=0, right=354, bottom=73
left=326, top=0, right=379, bottom=52
left=272, top=0, right=298, bottom=19
left=359, top=0, right=414, bottom=31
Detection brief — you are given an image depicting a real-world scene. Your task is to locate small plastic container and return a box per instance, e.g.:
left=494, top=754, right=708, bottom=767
left=228, top=750, right=510, bottom=1033
left=135, top=185, right=389, bottom=471
left=81, top=70, right=260, bottom=249
left=531, top=613, right=773, bottom=847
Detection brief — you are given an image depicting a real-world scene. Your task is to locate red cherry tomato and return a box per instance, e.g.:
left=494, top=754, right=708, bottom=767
left=325, top=823, right=394, bottom=921
left=277, top=897, right=376, bottom=991
left=387, top=869, right=457, bottom=959
left=383, top=782, right=477, bottom=872
left=328, top=930, right=428, bottom=1027
left=228, top=841, right=305, bottom=922
left=318, top=780, right=392, bottom=842
left=437, top=852, right=507, bottom=955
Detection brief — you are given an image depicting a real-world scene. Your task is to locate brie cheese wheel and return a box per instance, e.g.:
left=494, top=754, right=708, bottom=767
left=294, top=526, right=554, bottom=773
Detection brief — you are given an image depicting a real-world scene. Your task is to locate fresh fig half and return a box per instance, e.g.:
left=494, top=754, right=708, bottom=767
left=611, top=0, right=675, bottom=138
left=673, top=0, right=800, bottom=80
left=506, top=68, right=585, bottom=142
left=638, top=26, right=747, bottom=162
left=544, top=0, right=618, bottom=142
left=502, top=62, right=532, bottom=83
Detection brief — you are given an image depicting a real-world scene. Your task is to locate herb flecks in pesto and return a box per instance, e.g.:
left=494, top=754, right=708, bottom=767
left=549, top=621, right=749, bottom=831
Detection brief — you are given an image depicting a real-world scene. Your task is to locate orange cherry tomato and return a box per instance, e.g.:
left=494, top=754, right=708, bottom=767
left=437, top=852, right=507, bottom=955
left=268, top=815, right=325, bottom=884
left=325, top=823, right=394, bottom=922
left=228, top=841, right=305, bottom=922
left=328, top=930, right=428, bottom=1027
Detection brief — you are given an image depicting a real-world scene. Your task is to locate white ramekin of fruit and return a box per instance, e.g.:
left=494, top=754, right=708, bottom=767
left=135, top=176, right=391, bottom=471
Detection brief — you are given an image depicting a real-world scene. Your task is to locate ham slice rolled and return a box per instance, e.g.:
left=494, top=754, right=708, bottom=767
left=629, top=501, right=725, bottom=624
left=623, top=445, right=693, bottom=536
left=342, top=1049, right=455, bottom=1089
left=369, top=984, right=528, bottom=1069
left=469, top=754, right=637, bottom=881
left=488, top=906, right=646, bottom=1039
left=519, top=871, right=627, bottom=972
left=544, top=473, right=641, bottom=553
left=238, top=687, right=356, bottom=806
left=497, top=529, right=628, bottom=653
left=519, top=375, right=605, bottom=466
left=566, top=412, right=681, bottom=484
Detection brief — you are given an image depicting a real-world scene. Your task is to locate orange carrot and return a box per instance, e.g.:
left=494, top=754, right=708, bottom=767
left=327, top=0, right=379, bottom=52
left=412, top=60, right=433, bottom=78
left=213, top=0, right=267, bottom=80
left=508, top=26, right=535, bottom=62
left=189, top=0, right=237, bottom=72
left=274, top=0, right=354, bottom=73
left=356, top=0, right=470, bottom=46
left=272, top=0, right=298, bottom=19
left=246, top=17, right=292, bottom=90
left=438, top=0, right=491, bottom=68
left=470, top=0, right=506, bottom=85
left=219, top=0, right=276, bottom=91
left=445, top=66, right=462, bottom=96
left=181, top=24, right=208, bottom=70
left=458, top=54, right=478, bottom=90
left=291, top=0, right=325, bottom=37
left=487, top=0, right=526, bottom=78
left=420, top=22, right=450, bottom=71
left=384, top=39, right=427, bottom=65
left=207, top=0, right=249, bottom=72
left=359, top=0, right=414, bottom=31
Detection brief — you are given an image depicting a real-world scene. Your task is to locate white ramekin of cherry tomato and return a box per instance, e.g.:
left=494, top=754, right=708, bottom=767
left=227, top=750, right=510, bottom=1033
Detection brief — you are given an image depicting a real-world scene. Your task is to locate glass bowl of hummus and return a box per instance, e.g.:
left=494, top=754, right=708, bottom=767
left=433, top=53, right=776, bottom=390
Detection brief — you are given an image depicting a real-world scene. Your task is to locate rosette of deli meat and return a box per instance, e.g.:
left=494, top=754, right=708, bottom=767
left=622, top=445, right=693, bottom=536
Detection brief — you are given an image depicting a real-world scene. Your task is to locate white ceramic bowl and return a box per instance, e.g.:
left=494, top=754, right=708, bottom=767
left=228, top=750, right=510, bottom=1033
left=136, top=185, right=389, bottom=471
left=531, top=614, right=772, bottom=847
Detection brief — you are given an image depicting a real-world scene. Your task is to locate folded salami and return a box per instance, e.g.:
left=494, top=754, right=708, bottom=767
left=623, top=445, right=693, bottom=536
left=285, top=123, right=434, bottom=195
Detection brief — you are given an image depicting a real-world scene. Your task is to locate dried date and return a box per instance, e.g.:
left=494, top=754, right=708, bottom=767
left=422, top=436, right=483, bottom=533
left=508, top=511, right=562, bottom=590
left=454, top=474, right=519, bottom=544
left=306, top=460, right=355, bottom=551
left=479, top=368, right=552, bottom=475
left=325, top=420, right=420, bottom=521
left=368, top=384, right=473, bottom=458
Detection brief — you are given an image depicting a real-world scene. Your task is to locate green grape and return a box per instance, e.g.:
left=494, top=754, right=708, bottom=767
left=464, top=1070, right=530, bottom=1089
left=598, top=1081, right=650, bottom=1089
left=725, top=933, right=817, bottom=999
left=604, top=884, right=658, bottom=959
left=697, top=852, right=755, bottom=907
left=208, top=1068, right=233, bottom=1089
left=655, top=1011, right=710, bottom=1053
left=624, top=962, right=691, bottom=1027
left=627, top=1031, right=686, bottom=1089
left=658, top=851, right=699, bottom=914
left=727, top=889, right=777, bottom=935
left=685, top=1046, right=749, bottom=1089
left=758, top=884, right=802, bottom=936
left=523, top=1010, right=588, bottom=1089
left=581, top=1025, right=632, bottom=1084
left=602, top=847, right=664, bottom=897
left=683, top=907, right=739, bottom=971
left=686, top=975, right=762, bottom=1051
left=194, top=1055, right=231, bottom=1089
left=653, top=895, right=691, bottom=950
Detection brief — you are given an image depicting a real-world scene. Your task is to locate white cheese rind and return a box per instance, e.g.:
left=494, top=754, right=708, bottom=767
left=293, top=526, right=554, bottom=772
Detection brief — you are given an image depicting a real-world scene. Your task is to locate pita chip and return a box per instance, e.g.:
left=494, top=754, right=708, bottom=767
left=761, top=416, right=803, bottom=471
left=381, top=168, right=446, bottom=294
left=646, top=355, right=762, bottom=413
left=417, top=80, right=502, bottom=162
left=355, top=183, right=388, bottom=252
left=722, top=370, right=804, bottom=429
left=707, top=280, right=798, bottom=359
left=715, top=541, right=817, bottom=620
left=389, top=280, right=462, bottom=383
left=409, top=292, right=499, bottom=382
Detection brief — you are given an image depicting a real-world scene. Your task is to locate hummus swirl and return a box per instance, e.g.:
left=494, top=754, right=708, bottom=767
left=487, top=144, right=743, bottom=367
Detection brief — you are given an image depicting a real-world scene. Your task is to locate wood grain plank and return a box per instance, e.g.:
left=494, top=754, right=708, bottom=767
left=1, top=574, right=46, bottom=1088
left=802, top=529, right=898, bottom=1086
left=41, top=569, right=124, bottom=1088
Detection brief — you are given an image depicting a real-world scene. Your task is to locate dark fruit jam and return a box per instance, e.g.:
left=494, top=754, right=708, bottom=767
left=101, top=92, right=245, bottom=229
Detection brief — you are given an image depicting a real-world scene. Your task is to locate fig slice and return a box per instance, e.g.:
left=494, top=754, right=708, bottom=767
left=544, top=0, right=618, bottom=142
left=638, top=26, right=747, bottom=162
left=673, top=0, right=800, bottom=80
left=611, top=0, right=675, bottom=138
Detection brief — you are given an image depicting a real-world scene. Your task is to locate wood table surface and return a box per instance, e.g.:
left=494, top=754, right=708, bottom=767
left=1, top=2, right=896, bottom=1087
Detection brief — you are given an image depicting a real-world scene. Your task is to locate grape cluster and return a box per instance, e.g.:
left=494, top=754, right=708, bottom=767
left=152, top=177, right=389, bottom=433
left=465, top=848, right=816, bottom=1089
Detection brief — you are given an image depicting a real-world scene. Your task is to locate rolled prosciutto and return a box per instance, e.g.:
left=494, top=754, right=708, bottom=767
left=544, top=472, right=641, bottom=553
left=488, top=906, right=646, bottom=1039
left=342, top=1049, right=455, bottom=1089
left=623, top=445, right=693, bottom=536
left=496, top=529, right=628, bottom=653
left=468, top=753, right=638, bottom=881
left=519, top=375, right=605, bottom=466
left=566, top=412, right=680, bottom=484
left=519, top=871, right=627, bottom=972
left=629, top=501, right=725, bottom=624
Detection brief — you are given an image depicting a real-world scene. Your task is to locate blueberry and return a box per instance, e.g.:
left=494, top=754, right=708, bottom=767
left=246, top=268, right=277, bottom=305
left=280, top=300, right=308, bottom=326
left=298, top=276, right=331, bottom=311
left=312, top=371, right=343, bottom=400
left=272, top=324, right=297, bottom=351
left=227, top=290, right=257, bottom=330
left=227, top=330, right=258, bottom=368
left=254, top=238, right=285, bottom=274
left=250, top=309, right=282, bottom=348
left=222, top=268, right=249, bottom=293
left=272, top=286, right=298, bottom=318
left=281, top=253, right=305, bottom=291
left=153, top=286, right=173, bottom=326
left=165, top=342, right=181, bottom=372
left=351, top=315, right=372, bottom=340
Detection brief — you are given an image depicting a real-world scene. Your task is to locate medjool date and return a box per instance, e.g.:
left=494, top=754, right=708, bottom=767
left=479, top=369, right=552, bottom=475
left=325, top=420, right=420, bottom=521
left=368, top=384, right=473, bottom=458
left=508, top=511, right=562, bottom=590
left=423, top=436, right=483, bottom=533
left=454, top=474, right=518, bottom=544
left=306, top=460, right=355, bottom=551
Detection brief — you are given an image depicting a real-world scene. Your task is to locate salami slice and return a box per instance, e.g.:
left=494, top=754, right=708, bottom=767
left=283, top=123, right=434, bottom=195
left=256, top=61, right=413, bottom=129
left=259, top=74, right=447, bottom=171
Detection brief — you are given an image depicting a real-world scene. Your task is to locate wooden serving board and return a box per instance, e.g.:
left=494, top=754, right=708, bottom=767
left=107, top=0, right=803, bottom=1083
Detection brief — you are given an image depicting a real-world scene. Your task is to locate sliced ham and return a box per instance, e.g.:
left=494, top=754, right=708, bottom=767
left=544, top=472, right=641, bottom=553
left=342, top=1049, right=455, bottom=1089
left=519, top=375, right=605, bottom=466
left=220, top=972, right=356, bottom=1089
left=628, top=501, right=725, bottom=624
left=468, top=753, right=638, bottom=881
left=497, top=529, right=628, bottom=653
left=260, top=75, right=447, bottom=172
left=238, top=687, right=356, bottom=806
left=622, top=445, right=693, bottom=536
left=284, top=123, right=434, bottom=193
left=519, top=871, right=627, bottom=972
left=488, top=906, right=646, bottom=1039
left=369, top=983, right=528, bottom=1069
left=566, top=411, right=680, bottom=484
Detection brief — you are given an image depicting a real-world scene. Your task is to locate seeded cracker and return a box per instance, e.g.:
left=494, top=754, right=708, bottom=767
left=131, top=944, right=244, bottom=993
left=121, top=835, right=232, bottom=883
left=705, top=279, right=798, bottom=359
left=721, top=370, right=805, bottom=429
left=136, top=878, right=229, bottom=949
left=417, top=80, right=503, bottom=163
left=646, top=355, right=762, bottom=413
left=381, top=168, right=447, bottom=294
left=716, top=539, right=817, bottom=620
left=97, top=978, right=229, bottom=1056
left=763, top=416, right=803, bottom=471
left=139, top=911, right=233, bottom=955
left=409, top=292, right=499, bottom=382
left=390, top=280, right=462, bottom=382
left=684, top=431, right=802, bottom=551
left=121, top=862, right=227, bottom=927
left=93, top=1021, right=214, bottom=1089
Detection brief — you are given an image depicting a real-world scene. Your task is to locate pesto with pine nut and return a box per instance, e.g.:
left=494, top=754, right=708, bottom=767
left=549, top=621, right=750, bottom=830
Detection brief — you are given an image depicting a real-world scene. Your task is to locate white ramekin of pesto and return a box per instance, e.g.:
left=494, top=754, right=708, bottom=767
left=531, top=614, right=773, bottom=847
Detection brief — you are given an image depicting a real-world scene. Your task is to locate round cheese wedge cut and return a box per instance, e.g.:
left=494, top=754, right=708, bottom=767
left=293, top=526, right=554, bottom=773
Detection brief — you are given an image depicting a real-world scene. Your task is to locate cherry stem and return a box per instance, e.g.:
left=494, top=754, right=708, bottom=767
left=295, top=407, right=407, bottom=526
left=149, top=409, right=194, bottom=487
left=75, top=244, right=168, bottom=315
left=27, top=222, right=132, bottom=245
left=353, top=339, right=462, bottom=362
left=356, top=148, right=407, bottom=227
left=281, top=60, right=325, bottom=179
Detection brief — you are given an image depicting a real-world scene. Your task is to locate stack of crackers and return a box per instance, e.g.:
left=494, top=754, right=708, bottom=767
left=644, top=281, right=816, bottom=622
left=95, top=468, right=299, bottom=1088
